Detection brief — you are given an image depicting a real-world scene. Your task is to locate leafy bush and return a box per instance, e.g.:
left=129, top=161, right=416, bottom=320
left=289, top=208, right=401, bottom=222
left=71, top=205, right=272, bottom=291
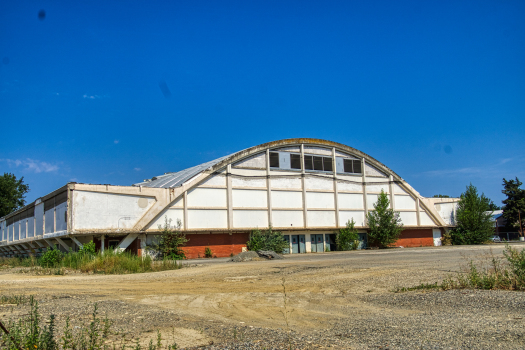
left=366, top=190, right=403, bottom=248
left=39, top=246, right=63, bottom=267
left=204, top=247, right=213, bottom=258
left=78, top=240, right=96, bottom=255
left=148, top=217, right=188, bottom=260
left=336, top=219, right=359, bottom=251
left=247, top=227, right=288, bottom=254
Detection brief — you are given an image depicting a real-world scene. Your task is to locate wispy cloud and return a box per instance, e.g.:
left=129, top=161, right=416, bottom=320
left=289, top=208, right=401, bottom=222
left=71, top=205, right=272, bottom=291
left=0, top=158, right=59, bottom=173
left=422, top=167, right=484, bottom=177
left=420, top=158, right=520, bottom=179
left=134, top=168, right=141, bottom=171
left=83, top=94, right=107, bottom=99
left=114, top=140, right=119, bottom=144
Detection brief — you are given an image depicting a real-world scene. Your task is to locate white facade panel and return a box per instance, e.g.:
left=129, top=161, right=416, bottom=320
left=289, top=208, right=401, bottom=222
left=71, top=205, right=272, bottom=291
left=306, top=192, right=335, bottom=209
left=272, top=210, right=303, bottom=228
left=435, top=202, right=457, bottom=225
left=303, top=146, right=332, bottom=156
left=305, top=177, right=333, bottom=191
left=187, top=188, right=227, bottom=208
left=55, top=202, right=68, bottom=232
left=337, top=180, right=362, bottom=192
left=45, top=209, right=54, bottom=233
left=14, top=221, right=19, bottom=240
left=232, top=177, right=266, bottom=188
left=27, top=218, right=34, bottom=238
left=187, top=209, right=227, bottom=229
left=338, top=193, right=364, bottom=210
left=399, top=212, right=418, bottom=226
left=395, top=195, right=416, bottom=210
left=20, top=219, right=26, bottom=239
left=270, top=177, right=302, bottom=190
left=8, top=224, right=13, bottom=241
left=199, top=175, right=226, bottom=187
left=232, top=189, right=267, bottom=208
left=393, top=183, right=408, bottom=194
left=271, top=191, right=303, bottom=209
left=307, top=210, right=336, bottom=227
left=0, top=220, right=4, bottom=241
left=170, top=197, right=183, bottom=208
left=367, top=194, right=379, bottom=209
left=275, top=146, right=301, bottom=153
left=433, top=228, right=442, bottom=246
left=420, top=211, right=436, bottom=226
left=367, top=183, right=389, bottom=193
left=35, top=203, right=44, bottom=236
left=365, top=164, right=387, bottom=177
left=339, top=211, right=366, bottom=227
left=233, top=152, right=266, bottom=169
left=149, top=208, right=184, bottom=230
left=233, top=210, right=268, bottom=228
left=72, top=191, right=155, bottom=230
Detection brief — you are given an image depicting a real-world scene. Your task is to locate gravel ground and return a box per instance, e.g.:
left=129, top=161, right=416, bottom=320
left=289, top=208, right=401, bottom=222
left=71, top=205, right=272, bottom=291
left=1, top=244, right=524, bottom=349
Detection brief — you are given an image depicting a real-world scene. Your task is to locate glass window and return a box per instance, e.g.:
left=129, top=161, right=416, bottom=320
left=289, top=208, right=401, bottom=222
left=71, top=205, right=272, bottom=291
left=352, top=159, right=362, bottom=174
left=323, top=157, right=333, bottom=171
left=304, top=155, right=314, bottom=170
left=343, top=159, right=353, bottom=173
left=290, top=154, right=301, bottom=169
left=313, top=156, right=323, bottom=171
left=269, top=152, right=280, bottom=168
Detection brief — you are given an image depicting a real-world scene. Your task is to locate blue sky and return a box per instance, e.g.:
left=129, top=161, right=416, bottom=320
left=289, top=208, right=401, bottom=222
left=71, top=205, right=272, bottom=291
left=1, top=0, right=524, bottom=206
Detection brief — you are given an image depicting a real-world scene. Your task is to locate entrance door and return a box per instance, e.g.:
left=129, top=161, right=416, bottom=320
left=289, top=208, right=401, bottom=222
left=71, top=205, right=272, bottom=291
left=324, top=234, right=337, bottom=251
left=298, top=235, right=306, bottom=253
left=291, top=235, right=299, bottom=254
left=310, top=235, right=317, bottom=252
left=358, top=233, right=368, bottom=249
left=316, top=234, right=324, bottom=252
left=283, top=235, right=290, bottom=254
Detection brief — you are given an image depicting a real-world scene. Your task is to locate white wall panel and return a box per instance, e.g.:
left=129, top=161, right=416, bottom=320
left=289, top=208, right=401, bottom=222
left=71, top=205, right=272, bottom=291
left=399, top=212, right=418, bottom=226
left=187, top=188, right=227, bottom=208
left=272, top=191, right=303, bottom=209
left=233, top=189, right=267, bottom=208
left=306, top=192, right=335, bottom=209
left=187, top=209, right=227, bottom=229
left=367, top=194, right=379, bottom=209
left=14, top=221, right=19, bottom=240
left=303, top=146, right=332, bottom=156
left=72, top=191, right=155, bottom=230
left=148, top=208, right=184, bottom=230
left=275, top=146, right=301, bottom=153
left=170, top=197, right=183, bottom=208
left=338, top=193, right=364, bottom=209
left=232, top=177, right=266, bottom=188
left=44, top=210, right=54, bottom=233
left=270, top=177, right=302, bottom=190
left=55, top=202, right=67, bottom=231
left=337, top=180, right=362, bottom=192
left=199, top=175, right=226, bottom=187
left=20, top=219, right=26, bottom=239
left=272, top=210, right=303, bottom=228
left=339, top=211, right=366, bottom=227
left=8, top=224, right=13, bottom=241
left=305, top=177, right=333, bottom=191
left=434, top=202, right=457, bottom=225
left=393, top=183, right=408, bottom=194
left=307, top=210, right=336, bottom=227
left=367, top=183, right=389, bottom=193
left=233, top=210, right=268, bottom=228
left=395, top=195, right=416, bottom=210
left=365, top=164, right=387, bottom=177
left=420, top=211, right=436, bottom=226
left=35, top=203, right=44, bottom=236
left=27, top=218, right=34, bottom=238
left=233, top=152, right=266, bottom=169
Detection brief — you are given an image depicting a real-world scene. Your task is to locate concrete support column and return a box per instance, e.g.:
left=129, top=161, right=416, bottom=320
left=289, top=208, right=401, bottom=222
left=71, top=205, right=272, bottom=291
left=362, top=158, right=368, bottom=225
left=332, top=147, right=339, bottom=228
left=226, top=164, right=233, bottom=230
left=416, top=197, right=421, bottom=226
left=300, top=144, right=308, bottom=228
left=389, top=175, right=395, bottom=209
left=183, top=191, right=188, bottom=230
left=266, top=149, right=272, bottom=227
left=138, top=234, right=146, bottom=258
left=100, top=234, right=106, bottom=252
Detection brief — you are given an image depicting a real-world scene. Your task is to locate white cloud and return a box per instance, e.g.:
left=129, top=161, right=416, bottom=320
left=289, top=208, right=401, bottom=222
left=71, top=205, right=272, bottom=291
left=114, top=140, right=119, bottom=144
left=1, top=158, right=59, bottom=173
left=134, top=168, right=141, bottom=171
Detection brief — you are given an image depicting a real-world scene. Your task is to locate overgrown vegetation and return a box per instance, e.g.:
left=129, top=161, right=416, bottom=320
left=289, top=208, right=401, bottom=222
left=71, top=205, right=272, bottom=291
left=502, top=177, right=525, bottom=238
left=366, top=190, right=403, bottom=248
left=147, top=217, right=188, bottom=260
left=0, top=243, right=182, bottom=274
left=335, top=219, right=359, bottom=251
left=395, top=245, right=525, bottom=292
left=204, top=247, right=213, bottom=258
left=246, top=226, right=288, bottom=253
left=450, top=184, right=495, bottom=245
left=0, top=296, right=179, bottom=350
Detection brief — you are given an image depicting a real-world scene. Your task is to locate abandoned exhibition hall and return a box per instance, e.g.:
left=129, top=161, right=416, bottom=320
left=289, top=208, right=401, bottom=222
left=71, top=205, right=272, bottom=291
left=0, top=138, right=459, bottom=259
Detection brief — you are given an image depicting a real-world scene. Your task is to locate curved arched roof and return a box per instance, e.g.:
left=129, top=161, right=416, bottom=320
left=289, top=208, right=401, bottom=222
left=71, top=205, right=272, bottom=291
left=134, top=138, right=405, bottom=189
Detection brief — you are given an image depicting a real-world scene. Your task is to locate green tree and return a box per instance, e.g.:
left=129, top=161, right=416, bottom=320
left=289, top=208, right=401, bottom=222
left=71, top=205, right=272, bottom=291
left=148, top=217, right=188, bottom=259
left=336, top=219, right=359, bottom=251
left=247, top=226, right=288, bottom=253
left=450, top=183, right=494, bottom=245
left=366, top=190, right=403, bottom=248
left=502, top=177, right=525, bottom=237
left=0, top=173, right=30, bottom=217
left=433, top=194, right=450, bottom=198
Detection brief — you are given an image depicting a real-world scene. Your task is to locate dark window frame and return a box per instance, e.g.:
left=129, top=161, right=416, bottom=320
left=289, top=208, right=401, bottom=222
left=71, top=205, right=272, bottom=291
left=269, top=152, right=280, bottom=168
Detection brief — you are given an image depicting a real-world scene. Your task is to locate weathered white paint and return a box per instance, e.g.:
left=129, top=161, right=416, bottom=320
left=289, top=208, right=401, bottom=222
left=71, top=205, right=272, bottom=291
left=233, top=210, right=268, bottom=228
left=44, top=209, right=54, bottom=234
left=233, top=152, right=266, bottom=169
left=198, top=175, right=226, bottom=187
left=72, top=191, right=155, bottom=230
left=339, top=211, right=366, bottom=227
left=232, top=177, right=267, bottom=188
left=420, top=211, right=436, bottom=226
left=230, top=168, right=267, bottom=177
left=56, top=202, right=67, bottom=232
left=303, top=146, right=332, bottom=156
left=274, top=146, right=301, bottom=153
left=335, top=150, right=358, bottom=158
left=170, top=197, right=183, bottom=208
left=270, top=177, right=302, bottom=190
left=399, top=212, right=418, bottom=226
left=35, top=203, right=44, bottom=236
left=367, top=183, right=390, bottom=193
left=307, top=210, right=336, bottom=227
left=20, top=219, right=26, bottom=239
left=338, top=193, right=364, bottom=209
left=337, top=180, right=362, bottom=192
left=306, top=192, right=335, bottom=209
left=271, top=190, right=303, bottom=209
left=272, top=210, right=303, bottom=228
left=187, top=209, right=228, bottom=229
left=393, top=183, right=408, bottom=194
left=148, top=208, right=184, bottom=229
left=434, top=202, right=457, bottom=225
left=365, top=163, right=387, bottom=177
left=433, top=228, right=442, bottom=246
left=187, top=188, right=227, bottom=208
left=366, top=194, right=379, bottom=209
left=305, top=177, right=334, bottom=191
left=27, top=217, right=34, bottom=238
left=232, top=189, right=268, bottom=208
left=394, top=195, right=417, bottom=210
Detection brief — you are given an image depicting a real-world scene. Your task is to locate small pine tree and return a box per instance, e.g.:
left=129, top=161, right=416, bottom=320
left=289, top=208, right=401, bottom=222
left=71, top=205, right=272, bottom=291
left=450, top=183, right=494, bottom=245
left=336, top=219, right=359, bottom=251
left=366, top=190, right=403, bottom=248
left=502, top=177, right=525, bottom=237
left=148, top=217, right=188, bottom=259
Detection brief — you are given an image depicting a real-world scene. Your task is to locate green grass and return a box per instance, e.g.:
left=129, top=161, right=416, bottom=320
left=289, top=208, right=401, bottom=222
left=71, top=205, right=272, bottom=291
left=0, top=294, right=29, bottom=306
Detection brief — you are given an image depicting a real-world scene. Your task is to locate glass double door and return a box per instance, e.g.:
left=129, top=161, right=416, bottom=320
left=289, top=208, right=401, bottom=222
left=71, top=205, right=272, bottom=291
left=310, top=234, right=324, bottom=252
left=291, top=235, right=306, bottom=253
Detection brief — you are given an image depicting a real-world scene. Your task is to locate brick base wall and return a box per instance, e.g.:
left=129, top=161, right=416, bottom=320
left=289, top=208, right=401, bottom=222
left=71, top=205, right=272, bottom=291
left=394, top=229, right=434, bottom=247
left=181, top=232, right=250, bottom=259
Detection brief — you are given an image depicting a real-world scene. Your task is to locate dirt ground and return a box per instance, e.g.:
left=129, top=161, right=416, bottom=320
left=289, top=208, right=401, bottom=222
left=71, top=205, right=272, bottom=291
left=1, top=244, right=524, bottom=349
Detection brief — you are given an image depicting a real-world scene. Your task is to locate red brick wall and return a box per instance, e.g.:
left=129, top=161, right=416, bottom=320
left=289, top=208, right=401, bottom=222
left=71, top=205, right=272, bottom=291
left=394, top=229, right=434, bottom=247
left=181, top=232, right=250, bottom=259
